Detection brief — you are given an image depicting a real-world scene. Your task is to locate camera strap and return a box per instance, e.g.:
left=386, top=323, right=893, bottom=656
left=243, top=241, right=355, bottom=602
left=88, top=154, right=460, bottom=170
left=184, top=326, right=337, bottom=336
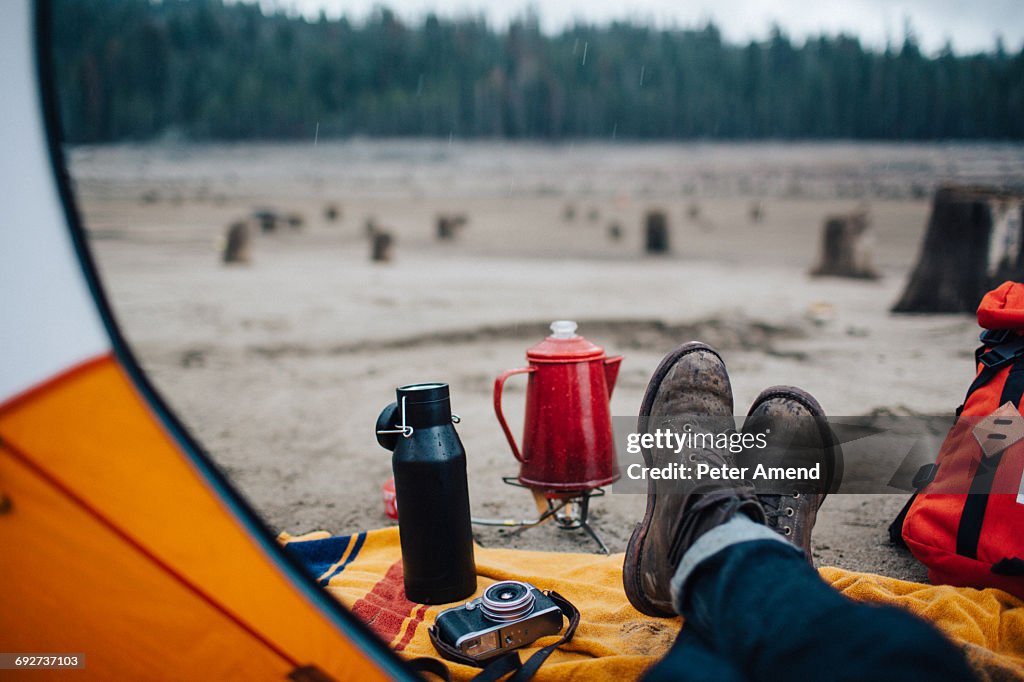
left=417, top=590, right=580, bottom=682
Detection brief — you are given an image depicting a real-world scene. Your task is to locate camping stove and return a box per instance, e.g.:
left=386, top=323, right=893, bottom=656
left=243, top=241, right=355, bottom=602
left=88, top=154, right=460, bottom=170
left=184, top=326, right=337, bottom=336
left=472, top=476, right=610, bottom=554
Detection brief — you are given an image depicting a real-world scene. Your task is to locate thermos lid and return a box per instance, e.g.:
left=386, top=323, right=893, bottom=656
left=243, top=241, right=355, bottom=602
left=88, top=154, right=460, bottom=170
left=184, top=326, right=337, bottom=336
left=377, top=383, right=455, bottom=450
left=396, top=382, right=450, bottom=405
left=526, top=320, right=606, bottom=361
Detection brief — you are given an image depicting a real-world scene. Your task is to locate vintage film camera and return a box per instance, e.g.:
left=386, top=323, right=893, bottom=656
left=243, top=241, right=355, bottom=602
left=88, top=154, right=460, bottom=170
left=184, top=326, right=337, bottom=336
left=433, top=581, right=564, bottom=661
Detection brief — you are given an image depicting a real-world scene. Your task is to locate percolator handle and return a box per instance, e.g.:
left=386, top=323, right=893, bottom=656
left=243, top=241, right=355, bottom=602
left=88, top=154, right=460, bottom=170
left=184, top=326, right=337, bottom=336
left=493, top=367, right=535, bottom=463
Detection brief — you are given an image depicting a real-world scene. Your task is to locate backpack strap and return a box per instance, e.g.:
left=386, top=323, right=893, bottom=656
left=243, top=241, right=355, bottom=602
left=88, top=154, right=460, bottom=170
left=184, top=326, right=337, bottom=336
left=956, top=449, right=1006, bottom=559
left=999, top=362, right=1024, bottom=407
left=888, top=495, right=914, bottom=547
left=887, top=463, right=940, bottom=547
left=991, top=557, right=1024, bottom=576
left=957, top=331, right=1024, bottom=416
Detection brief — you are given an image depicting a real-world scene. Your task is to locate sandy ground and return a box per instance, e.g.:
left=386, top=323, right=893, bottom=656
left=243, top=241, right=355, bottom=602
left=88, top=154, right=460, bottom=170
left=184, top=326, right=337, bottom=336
left=70, top=140, right=1024, bottom=582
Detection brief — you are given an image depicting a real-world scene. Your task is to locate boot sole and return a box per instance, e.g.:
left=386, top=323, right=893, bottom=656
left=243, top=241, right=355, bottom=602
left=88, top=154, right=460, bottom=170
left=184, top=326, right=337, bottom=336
left=623, top=341, right=725, bottom=617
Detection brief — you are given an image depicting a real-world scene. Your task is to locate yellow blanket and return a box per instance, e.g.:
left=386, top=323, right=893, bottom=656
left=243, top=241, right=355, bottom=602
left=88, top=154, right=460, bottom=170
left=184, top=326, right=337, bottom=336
left=281, top=527, right=1023, bottom=681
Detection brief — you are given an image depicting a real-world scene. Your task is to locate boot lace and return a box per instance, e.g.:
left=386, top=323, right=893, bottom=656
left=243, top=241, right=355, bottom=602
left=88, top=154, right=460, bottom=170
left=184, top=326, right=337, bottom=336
left=760, top=493, right=798, bottom=537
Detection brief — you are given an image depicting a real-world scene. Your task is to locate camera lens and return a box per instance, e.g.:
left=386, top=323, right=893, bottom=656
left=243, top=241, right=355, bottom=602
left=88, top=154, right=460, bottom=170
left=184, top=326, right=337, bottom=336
left=480, top=581, right=535, bottom=622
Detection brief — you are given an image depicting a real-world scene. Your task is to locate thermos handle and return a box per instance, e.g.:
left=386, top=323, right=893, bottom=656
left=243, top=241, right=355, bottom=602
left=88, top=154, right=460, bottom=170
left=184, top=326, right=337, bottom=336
left=494, top=367, right=535, bottom=463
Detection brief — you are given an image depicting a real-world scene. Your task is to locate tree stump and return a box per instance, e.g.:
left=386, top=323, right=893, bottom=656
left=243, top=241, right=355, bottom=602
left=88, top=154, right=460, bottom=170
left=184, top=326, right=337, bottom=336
left=893, top=185, right=1023, bottom=313
left=436, top=213, right=468, bottom=241
left=371, top=231, right=394, bottom=262
left=254, top=210, right=277, bottom=233
left=222, top=221, right=251, bottom=264
left=645, top=210, right=670, bottom=254
left=810, top=210, right=879, bottom=279
left=990, top=199, right=1024, bottom=285
left=749, top=201, right=764, bottom=223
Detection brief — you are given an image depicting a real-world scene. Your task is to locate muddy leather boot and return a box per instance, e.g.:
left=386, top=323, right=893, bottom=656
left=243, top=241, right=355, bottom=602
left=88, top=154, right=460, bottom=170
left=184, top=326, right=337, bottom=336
left=623, top=342, right=764, bottom=617
left=740, top=386, right=839, bottom=559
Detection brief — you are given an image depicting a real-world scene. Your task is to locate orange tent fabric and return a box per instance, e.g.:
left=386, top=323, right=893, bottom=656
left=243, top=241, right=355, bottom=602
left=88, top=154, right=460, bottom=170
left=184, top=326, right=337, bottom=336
left=0, top=355, right=399, bottom=680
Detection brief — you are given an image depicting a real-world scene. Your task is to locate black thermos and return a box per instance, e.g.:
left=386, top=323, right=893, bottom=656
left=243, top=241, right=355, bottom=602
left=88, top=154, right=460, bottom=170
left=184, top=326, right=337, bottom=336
left=376, top=383, right=476, bottom=604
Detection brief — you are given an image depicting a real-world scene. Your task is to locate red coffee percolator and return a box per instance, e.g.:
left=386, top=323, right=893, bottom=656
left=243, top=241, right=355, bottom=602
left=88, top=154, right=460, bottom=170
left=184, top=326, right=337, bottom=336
left=482, top=320, right=622, bottom=552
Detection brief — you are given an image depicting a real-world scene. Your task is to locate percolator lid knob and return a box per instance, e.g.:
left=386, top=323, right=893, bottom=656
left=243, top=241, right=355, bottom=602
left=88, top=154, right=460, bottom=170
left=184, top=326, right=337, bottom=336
left=550, top=320, right=578, bottom=339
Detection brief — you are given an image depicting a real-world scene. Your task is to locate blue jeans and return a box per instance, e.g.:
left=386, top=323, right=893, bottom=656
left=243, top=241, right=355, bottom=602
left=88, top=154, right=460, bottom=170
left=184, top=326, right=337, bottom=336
left=644, top=519, right=975, bottom=682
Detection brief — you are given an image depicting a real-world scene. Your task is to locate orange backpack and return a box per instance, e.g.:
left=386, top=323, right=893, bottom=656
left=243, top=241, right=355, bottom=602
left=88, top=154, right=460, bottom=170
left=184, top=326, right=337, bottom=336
left=892, top=281, right=1024, bottom=599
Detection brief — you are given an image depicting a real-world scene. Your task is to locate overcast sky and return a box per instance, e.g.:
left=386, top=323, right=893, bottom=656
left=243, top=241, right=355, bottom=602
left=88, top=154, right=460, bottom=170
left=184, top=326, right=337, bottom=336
left=271, top=0, right=1022, bottom=55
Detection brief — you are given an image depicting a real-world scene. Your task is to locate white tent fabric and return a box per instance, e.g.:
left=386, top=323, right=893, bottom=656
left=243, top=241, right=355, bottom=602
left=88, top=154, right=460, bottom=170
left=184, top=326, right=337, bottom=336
left=0, top=0, right=108, bottom=402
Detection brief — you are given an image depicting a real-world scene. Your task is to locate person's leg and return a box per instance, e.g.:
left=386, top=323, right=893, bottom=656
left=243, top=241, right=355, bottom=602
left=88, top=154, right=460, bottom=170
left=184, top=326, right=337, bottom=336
left=625, top=345, right=974, bottom=682
left=669, top=517, right=975, bottom=682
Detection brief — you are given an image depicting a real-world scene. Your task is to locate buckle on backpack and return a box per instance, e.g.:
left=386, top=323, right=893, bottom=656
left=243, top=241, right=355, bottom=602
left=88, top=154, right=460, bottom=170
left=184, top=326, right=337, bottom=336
left=980, top=328, right=1012, bottom=346
left=980, top=341, right=1021, bottom=368
left=981, top=347, right=1007, bottom=368
left=912, top=463, right=939, bottom=490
